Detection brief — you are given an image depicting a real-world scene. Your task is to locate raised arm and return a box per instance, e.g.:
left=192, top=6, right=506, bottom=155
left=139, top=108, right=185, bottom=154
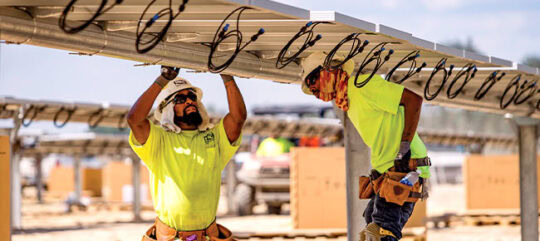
left=221, top=74, right=247, bottom=143
left=127, top=66, right=179, bottom=144
left=399, top=88, right=423, bottom=142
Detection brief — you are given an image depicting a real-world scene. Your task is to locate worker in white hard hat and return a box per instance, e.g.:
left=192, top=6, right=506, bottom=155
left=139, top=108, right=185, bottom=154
left=301, top=52, right=431, bottom=241
left=127, top=66, right=246, bottom=241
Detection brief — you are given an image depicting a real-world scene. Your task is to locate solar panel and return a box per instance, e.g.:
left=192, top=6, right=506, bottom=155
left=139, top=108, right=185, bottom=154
left=0, top=0, right=538, bottom=118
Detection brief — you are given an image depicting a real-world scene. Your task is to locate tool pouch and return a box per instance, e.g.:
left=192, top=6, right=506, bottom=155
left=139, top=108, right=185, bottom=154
left=358, top=176, right=374, bottom=199
left=377, top=171, right=422, bottom=206
left=141, top=219, right=233, bottom=241
left=142, top=224, right=159, bottom=241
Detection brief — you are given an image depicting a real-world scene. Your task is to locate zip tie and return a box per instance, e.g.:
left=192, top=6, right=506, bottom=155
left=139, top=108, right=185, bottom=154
left=5, top=9, right=37, bottom=45
left=18, top=16, right=37, bottom=45
left=92, top=24, right=109, bottom=55
left=68, top=24, right=108, bottom=56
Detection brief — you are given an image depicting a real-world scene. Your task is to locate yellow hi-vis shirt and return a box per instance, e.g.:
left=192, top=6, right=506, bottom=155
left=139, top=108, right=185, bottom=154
left=129, top=119, right=241, bottom=231
left=347, top=74, right=428, bottom=174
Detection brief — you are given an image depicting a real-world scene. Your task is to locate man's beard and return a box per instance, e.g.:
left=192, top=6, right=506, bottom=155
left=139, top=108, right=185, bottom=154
left=174, top=106, right=203, bottom=127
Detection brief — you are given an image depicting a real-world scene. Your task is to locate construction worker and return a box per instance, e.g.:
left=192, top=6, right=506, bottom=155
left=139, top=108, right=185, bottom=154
left=300, top=52, right=430, bottom=241
left=256, top=136, right=294, bottom=157
left=127, top=66, right=246, bottom=241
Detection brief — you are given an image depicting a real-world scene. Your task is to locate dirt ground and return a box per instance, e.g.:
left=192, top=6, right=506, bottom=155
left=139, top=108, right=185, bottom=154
left=12, top=184, right=526, bottom=241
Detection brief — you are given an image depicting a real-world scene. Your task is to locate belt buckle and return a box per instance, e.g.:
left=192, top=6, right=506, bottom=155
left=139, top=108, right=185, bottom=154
left=186, top=234, right=198, bottom=241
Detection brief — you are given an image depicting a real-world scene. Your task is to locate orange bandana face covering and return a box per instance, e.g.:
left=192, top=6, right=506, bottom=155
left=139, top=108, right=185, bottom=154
left=314, top=68, right=350, bottom=111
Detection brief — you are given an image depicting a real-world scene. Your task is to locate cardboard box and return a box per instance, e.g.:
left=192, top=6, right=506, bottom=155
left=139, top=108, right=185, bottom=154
left=465, top=155, right=540, bottom=210
left=83, top=168, right=103, bottom=197
left=291, top=147, right=426, bottom=229
left=0, top=136, right=10, bottom=240
left=47, top=167, right=103, bottom=197
left=102, top=161, right=151, bottom=204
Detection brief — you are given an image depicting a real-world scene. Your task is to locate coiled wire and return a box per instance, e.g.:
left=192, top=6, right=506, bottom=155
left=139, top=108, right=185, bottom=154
left=424, top=58, right=454, bottom=101
left=474, top=71, right=505, bottom=101
left=354, top=42, right=393, bottom=88
left=59, top=0, right=123, bottom=34
left=276, top=21, right=330, bottom=69
left=446, top=63, right=477, bottom=99
left=136, top=0, right=189, bottom=54
left=385, top=50, right=426, bottom=84
left=53, top=107, right=77, bottom=128
left=323, top=33, right=368, bottom=69
left=514, top=80, right=538, bottom=105
left=207, top=7, right=264, bottom=73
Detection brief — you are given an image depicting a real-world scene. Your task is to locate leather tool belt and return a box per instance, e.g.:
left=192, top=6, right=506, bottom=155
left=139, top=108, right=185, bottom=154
left=142, top=218, right=233, bottom=241
left=358, top=157, right=431, bottom=205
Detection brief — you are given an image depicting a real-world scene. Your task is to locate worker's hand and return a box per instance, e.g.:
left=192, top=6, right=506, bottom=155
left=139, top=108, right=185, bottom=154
left=161, top=65, right=180, bottom=80
left=395, top=141, right=411, bottom=161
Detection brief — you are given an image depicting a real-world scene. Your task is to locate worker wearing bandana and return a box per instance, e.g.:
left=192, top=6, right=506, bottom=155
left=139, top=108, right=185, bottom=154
left=128, top=66, right=246, bottom=241
left=300, top=52, right=431, bottom=241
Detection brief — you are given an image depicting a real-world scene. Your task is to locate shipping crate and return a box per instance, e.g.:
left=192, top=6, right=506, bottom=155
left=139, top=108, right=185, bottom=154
left=465, top=155, right=540, bottom=210
left=0, top=136, right=10, bottom=240
left=291, top=147, right=426, bottom=229
left=47, top=166, right=103, bottom=197
left=102, top=161, right=151, bottom=204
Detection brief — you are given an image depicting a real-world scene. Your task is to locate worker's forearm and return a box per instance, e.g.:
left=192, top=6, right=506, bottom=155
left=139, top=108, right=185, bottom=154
left=222, top=75, right=247, bottom=123
left=127, top=76, right=165, bottom=124
left=402, top=100, right=421, bottom=142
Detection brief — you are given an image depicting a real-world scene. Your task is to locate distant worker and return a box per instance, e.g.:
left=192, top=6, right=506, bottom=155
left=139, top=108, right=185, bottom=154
left=300, top=52, right=431, bottom=241
left=256, top=136, right=294, bottom=157
left=128, top=66, right=246, bottom=241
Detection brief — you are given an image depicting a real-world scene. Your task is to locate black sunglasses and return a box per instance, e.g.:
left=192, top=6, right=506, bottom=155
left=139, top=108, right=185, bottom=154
left=173, top=91, right=197, bottom=104
left=305, top=65, right=323, bottom=87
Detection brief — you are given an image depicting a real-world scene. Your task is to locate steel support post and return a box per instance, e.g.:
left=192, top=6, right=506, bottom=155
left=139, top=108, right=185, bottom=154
left=10, top=107, right=23, bottom=230
left=226, top=158, right=237, bottom=215
left=73, top=155, right=82, bottom=204
left=35, top=154, right=43, bottom=204
left=132, top=156, right=142, bottom=221
left=515, top=117, right=539, bottom=241
left=335, top=105, right=371, bottom=241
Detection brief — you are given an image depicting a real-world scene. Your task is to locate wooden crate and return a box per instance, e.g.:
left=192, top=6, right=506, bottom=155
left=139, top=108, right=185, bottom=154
left=102, top=161, right=151, bottom=204
left=0, top=136, right=10, bottom=240
left=290, top=147, right=426, bottom=229
left=464, top=155, right=540, bottom=210
left=47, top=167, right=103, bottom=197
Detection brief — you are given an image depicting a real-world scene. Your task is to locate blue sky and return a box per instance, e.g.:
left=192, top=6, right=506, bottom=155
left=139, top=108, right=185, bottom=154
left=1, top=0, right=539, bottom=130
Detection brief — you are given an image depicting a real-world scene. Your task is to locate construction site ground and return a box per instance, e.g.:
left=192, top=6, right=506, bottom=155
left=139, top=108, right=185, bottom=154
left=13, top=184, right=525, bottom=241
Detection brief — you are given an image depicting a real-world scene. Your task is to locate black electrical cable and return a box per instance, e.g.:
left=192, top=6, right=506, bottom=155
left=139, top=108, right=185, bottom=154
left=446, top=63, right=477, bottom=99
left=353, top=42, right=393, bottom=88
left=424, top=58, right=454, bottom=101
left=88, top=108, right=105, bottom=129
left=207, top=6, right=265, bottom=73
left=276, top=21, right=330, bottom=69
left=21, top=105, right=47, bottom=127
left=136, top=0, right=189, bottom=54
left=474, top=71, right=505, bottom=101
left=59, top=0, right=123, bottom=34
left=22, top=105, right=37, bottom=127
left=500, top=74, right=522, bottom=109
left=514, top=80, right=537, bottom=105
left=385, top=50, right=427, bottom=84
left=53, top=107, right=77, bottom=128
left=323, top=33, right=369, bottom=69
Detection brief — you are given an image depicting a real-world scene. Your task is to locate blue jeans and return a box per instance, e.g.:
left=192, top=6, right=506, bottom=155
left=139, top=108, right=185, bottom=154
left=363, top=194, right=416, bottom=240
